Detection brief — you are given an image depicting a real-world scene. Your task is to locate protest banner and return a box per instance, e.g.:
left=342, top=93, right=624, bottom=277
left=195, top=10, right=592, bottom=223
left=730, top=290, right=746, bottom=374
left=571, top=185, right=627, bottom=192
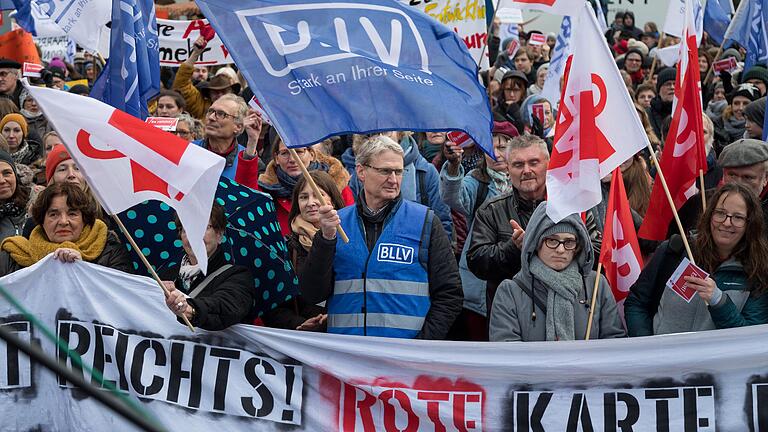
left=157, top=18, right=234, bottom=67
left=405, top=0, right=490, bottom=69
left=33, top=35, right=71, bottom=63
left=2, top=257, right=768, bottom=431
left=0, top=29, right=41, bottom=65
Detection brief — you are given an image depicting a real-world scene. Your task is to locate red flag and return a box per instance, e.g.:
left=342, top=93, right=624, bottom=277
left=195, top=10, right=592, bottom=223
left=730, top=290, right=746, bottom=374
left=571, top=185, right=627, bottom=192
left=600, top=169, right=643, bottom=320
left=639, top=0, right=706, bottom=241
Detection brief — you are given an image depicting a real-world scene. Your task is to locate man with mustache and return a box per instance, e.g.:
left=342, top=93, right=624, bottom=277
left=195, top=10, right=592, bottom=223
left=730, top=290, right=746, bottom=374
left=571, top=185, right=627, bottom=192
left=467, top=134, right=601, bottom=318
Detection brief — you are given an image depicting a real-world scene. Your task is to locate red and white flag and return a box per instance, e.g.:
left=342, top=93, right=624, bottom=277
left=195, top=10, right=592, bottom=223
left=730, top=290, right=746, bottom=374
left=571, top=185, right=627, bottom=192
left=599, top=169, right=643, bottom=322
left=545, top=3, right=649, bottom=223
left=24, top=83, right=225, bottom=273
left=500, top=0, right=582, bottom=16
left=639, top=0, right=706, bottom=241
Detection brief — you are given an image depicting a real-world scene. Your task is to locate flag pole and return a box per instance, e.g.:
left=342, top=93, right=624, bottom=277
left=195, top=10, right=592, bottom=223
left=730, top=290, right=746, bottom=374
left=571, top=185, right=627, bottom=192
left=288, top=148, right=349, bottom=243
left=476, top=0, right=504, bottom=69
left=646, top=32, right=666, bottom=83
left=111, top=215, right=196, bottom=332
left=646, top=145, right=696, bottom=263
left=703, top=43, right=725, bottom=84
left=699, top=169, right=707, bottom=211
left=585, top=262, right=602, bottom=340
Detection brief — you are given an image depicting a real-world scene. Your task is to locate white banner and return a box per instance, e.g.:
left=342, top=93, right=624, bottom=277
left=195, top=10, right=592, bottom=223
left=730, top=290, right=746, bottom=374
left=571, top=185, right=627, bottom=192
left=403, top=0, right=490, bottom=70
left=33, top=35, right=72, bottom=63
left=2, top=257, right=768, bottom=430
left=157, top=18, right=234, bottom=67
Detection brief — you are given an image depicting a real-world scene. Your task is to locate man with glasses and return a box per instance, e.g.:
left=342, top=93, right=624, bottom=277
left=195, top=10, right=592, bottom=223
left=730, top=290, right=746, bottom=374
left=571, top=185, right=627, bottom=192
left=192, top=94, right=263, bottom=188
left=647, top=67, right=676, bottom=139
left=301, top=135, right=462, bottom=340
left=0, top=59, right=22, bottom=108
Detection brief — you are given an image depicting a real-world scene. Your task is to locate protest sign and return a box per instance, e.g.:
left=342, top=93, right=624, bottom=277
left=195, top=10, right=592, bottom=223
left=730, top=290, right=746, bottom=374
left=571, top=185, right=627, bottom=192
left=666, top=257, right=709, bottom=303
left=22, top=62, right=43, bottom=78
left=33, top=35, right=71, bottom=63
left=405, top=0, right=490, bottom=69
left=157, top=18, right=234, bottom=67
left=0, top=29, right=41, bottom=65
left=145, top=116, right=179, bottom=132
left=713, top=57, right=738, bottom=73
left=2, top=257, right=768, bottom=430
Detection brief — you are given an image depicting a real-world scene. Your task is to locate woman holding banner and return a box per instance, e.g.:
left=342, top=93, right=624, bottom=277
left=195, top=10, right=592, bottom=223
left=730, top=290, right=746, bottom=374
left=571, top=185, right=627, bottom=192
left=625, top=183, right=768, bottom=336
left=489, top=202, right=624, bottom=342
left=0, top=182, right=130, bottom=275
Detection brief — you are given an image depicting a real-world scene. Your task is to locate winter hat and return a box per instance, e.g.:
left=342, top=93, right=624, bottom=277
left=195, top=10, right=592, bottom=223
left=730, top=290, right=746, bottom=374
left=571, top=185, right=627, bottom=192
left=744, top=97, right=766, bottom=126
left=0, top=114, right=27, bottom=137
left=493, top=121, right=520, bottom=139
left=656, top=67, right=676, bottom=92
left=45, top=144, right=72, bottom=182
left=48, top=57, right=66, bottom=71
left=626, top=40, right=648, bottom=58
left=48, top=67, right=65, bottom=81
left=0, top=58, right=21, bottom=69
left=501, top=70, right=529, bottom=87
left=0, top=149, right=18, bottom=177
left=742, top=65, right=768, bottom=89
left=718, top=138, right=768, bottom=168
left=730, top=83, right=761, bottom=104
left=539, top=222, right=580, bottom=248
left=68, top=84, right=90, bottom=95
left=720, top=48, right=743, bottom=62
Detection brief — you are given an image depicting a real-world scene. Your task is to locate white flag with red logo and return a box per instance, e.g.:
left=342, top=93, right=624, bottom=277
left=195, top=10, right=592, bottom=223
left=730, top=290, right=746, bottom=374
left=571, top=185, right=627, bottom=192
left=24, top=83, right=225, bottom=274
left=499, top=0, right=583, bottom=16
left=639, top=0, right=707, bottom=241
left=545, top=3, right=649, bottom=223
left=599, top=169, right=643, bottom=322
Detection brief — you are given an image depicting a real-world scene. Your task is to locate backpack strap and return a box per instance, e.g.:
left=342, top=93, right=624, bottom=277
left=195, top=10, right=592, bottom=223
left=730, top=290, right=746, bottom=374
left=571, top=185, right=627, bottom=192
left=518, top=278, right=547, bottom=315
left=417, top=170, right=428, bottom=206
left=473, top=180, right=490, bottom=216
left=188, top=264, right=233, bottom=299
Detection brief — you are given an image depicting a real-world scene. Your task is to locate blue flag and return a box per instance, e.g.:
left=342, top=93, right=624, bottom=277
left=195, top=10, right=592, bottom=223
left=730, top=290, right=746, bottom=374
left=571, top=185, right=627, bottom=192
left=725, top=0, right=768, bottom=71
left=90, top=0, right=160, bottom=119
left=0, top=0, right=12, bottom=8
left=704, top=0, right=730, bottom=45
left=195, top=0, right=493, bottom=154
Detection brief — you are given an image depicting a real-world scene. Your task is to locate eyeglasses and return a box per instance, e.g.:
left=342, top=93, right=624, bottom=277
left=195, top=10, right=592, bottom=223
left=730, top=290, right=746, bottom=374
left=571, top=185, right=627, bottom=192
left=0, top=70, right=15, bottom=78
left=543, top=237, right=578, bottom=250
left=364, top=164, right=404, bottom=177
left=276, top=148, right=308, bottom=159
left=171, top=129, right=192, bottom=137
left=712, top=209, right=747, bottom=228
left=206, top=108, right=237, bottom=121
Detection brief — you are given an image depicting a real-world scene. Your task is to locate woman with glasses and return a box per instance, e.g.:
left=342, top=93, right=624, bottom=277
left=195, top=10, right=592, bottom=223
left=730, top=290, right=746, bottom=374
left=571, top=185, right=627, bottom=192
left=258, top=136, right=354, bottom=236
left=625, top=183, right=768, bottom=336
left=490, top=202, right=625, bottom=342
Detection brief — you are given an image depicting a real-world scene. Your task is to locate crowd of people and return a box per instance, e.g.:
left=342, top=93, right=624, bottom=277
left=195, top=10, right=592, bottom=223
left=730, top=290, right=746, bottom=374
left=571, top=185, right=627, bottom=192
left=0, top=6, right=766, bottom=343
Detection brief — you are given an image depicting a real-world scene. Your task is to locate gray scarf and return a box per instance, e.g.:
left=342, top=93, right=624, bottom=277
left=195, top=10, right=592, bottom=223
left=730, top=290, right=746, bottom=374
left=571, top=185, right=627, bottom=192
left=486, top=166, right=512, bottom=195
left=529, top=255, right=583, bottom=341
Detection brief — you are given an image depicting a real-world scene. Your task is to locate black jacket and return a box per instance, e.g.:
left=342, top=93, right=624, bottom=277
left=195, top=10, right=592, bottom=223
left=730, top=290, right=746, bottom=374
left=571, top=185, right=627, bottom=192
left=158, top=247, right=255, bottom=331
left=261, top=234, right=326, bottom=330
left=0, top=231, right=132, bottom=276
left=299, top=196, right=463, bottom=340
left=647, top=96, right=673, bottom=140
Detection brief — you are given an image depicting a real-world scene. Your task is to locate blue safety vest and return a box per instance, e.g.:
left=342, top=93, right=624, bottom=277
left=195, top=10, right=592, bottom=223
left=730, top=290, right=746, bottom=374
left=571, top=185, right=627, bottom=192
left=328, top=200, right=432, bottom=338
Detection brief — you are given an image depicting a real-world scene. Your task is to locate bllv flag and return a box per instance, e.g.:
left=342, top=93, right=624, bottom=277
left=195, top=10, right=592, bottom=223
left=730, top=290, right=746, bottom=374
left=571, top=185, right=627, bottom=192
left=639, top=0, right=706, bottom=241
left=24, top=83, right=225, bottom=274
left=11, top=0, right=110, bottom=52
left=545, top=3, right=648, bottom=223
left=91, top=0, right=160, bottom=120
left=195, top=0, right=493, bottom=155
left=599, top=168, right=643, bottom=320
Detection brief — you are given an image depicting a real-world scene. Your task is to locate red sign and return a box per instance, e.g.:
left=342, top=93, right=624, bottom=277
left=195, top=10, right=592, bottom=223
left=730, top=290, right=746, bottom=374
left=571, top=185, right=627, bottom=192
left=145, top=117, right=179, bottom=132
left=447, top=131, right=475, bottom=148
left=666, top=258, right=708, bottom=303
left=22, top=62, right=43, bottom=78
left=506, top=38, right=520, bottom=57
left=532, top=103, right=546, bottom=125
left=327, top=375, right=486, bottom=432
left=528, top=33, right=547, bottom=46
left=713, top=57, right=738, bottom=73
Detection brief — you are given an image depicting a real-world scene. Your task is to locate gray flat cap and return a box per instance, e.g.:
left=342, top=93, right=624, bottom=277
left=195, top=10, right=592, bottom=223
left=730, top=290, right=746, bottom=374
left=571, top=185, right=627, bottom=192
left=718, top=139, right=768, bottom=168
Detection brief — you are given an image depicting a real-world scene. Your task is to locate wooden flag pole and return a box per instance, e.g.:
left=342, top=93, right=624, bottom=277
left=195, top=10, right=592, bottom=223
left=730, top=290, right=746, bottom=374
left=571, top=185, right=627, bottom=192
left=111, top=215, right=196, bottom=332
left=646, top=32, right=666, bottom=83
left=646, top=145, right=696, bottom=263
left=584, top=262, right=602, bottom=340
left=703, top=44, right=726, bottom=85
left=288, top=148, right=349, bottom=243
left=699, top=169, right=707, bottom=211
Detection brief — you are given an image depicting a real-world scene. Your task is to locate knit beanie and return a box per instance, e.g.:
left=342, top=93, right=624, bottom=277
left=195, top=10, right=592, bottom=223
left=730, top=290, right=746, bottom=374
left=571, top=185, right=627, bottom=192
left=0, top=114, right=28, bottom=137
left=720, top=48, right=743, bottom=62
left=745, top=97, right=766, bottom=126
left=656, top=67, right=676, bottom=93
left=45, top=144, right=72, bottom=182
left=539, top=222, right=580, bottom=248
left=730, top=83, right=761, bottom=104
left=0, top=149, right=18, bottom=177
left=742, top=65, right=768, bottom=89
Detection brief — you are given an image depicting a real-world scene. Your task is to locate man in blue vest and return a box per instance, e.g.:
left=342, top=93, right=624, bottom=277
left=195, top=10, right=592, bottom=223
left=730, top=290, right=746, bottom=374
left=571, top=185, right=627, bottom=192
left=301, top=135, right=462, bottom=339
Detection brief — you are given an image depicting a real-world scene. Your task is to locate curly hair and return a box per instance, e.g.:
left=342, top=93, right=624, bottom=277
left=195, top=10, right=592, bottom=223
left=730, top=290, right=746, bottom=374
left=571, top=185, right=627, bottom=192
left=694, top=183, right=768, bottom=295
left=30, top=182, right=97, bottom=228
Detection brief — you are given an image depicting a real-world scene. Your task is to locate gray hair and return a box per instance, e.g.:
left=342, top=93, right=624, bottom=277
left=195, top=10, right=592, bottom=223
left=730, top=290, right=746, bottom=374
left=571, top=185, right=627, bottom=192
left=506, top=134, right=549, bottom=159
left=216, top=93, right=248, bottom=124
left=355, top=134, right=404, bottom=167
left=176, top=113, right=204, bottom=140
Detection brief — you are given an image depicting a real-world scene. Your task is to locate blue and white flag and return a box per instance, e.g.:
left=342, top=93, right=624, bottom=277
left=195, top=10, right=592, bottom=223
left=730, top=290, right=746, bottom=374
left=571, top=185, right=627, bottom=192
left=704, top=0, right=731, bottom=45
left=195, top=0, right=493, bottom=154
left=737, top=0, right=768, bottom=71
left=11, top=0, right=109, bottom=51
left=91, top=0, right=160, bottom=120
left=540, top=16, right=572, bottom=110
left=0, top=0, right=13, bottom=9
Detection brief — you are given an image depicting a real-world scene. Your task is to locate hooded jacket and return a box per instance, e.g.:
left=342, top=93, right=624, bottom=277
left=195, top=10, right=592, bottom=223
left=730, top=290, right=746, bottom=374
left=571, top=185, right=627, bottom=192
left=489, top=202, right=625, bottom=342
